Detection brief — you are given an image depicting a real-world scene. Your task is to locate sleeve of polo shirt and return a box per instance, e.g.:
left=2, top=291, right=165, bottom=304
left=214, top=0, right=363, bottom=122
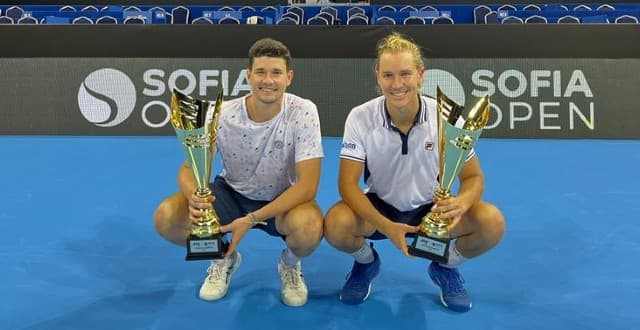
left=340, top=109, right=366, bottom=163
left=293, top=100, right=324, bottom=163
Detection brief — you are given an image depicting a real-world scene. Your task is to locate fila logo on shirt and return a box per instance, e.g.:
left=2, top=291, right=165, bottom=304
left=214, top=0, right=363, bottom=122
left=424, top=141, right=434, bottom=151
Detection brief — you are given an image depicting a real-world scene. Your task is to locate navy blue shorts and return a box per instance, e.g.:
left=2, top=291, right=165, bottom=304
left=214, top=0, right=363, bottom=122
left=365, top=193, right=434, bottom=240
left=210, top=175, right=283, bottom=238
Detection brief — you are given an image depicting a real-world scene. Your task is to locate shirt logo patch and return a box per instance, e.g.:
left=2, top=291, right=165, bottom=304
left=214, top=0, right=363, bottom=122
left=342, top=142, right=356, bottom=150
left=425, top=141, right=434, bottom=151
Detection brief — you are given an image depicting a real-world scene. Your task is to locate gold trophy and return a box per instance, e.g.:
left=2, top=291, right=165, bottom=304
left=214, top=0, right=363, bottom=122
left=170, top=88, right=227, bottom=261
left=409, top=87, right=490, bottom=263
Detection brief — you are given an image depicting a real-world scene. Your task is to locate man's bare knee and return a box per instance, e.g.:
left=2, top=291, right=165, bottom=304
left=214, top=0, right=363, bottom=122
left=153, top=194, right=189, bottom=245
left=324, top=203, right=359, bottom=247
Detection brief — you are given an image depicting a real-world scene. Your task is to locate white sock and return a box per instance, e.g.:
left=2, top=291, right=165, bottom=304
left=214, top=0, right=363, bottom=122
left=222, top=250, right=237, bottom=266
left=281, top=247, right=300, bottom=267
left=351, top=243, right=374, bottom=264
left=440, top=241, right=467, bottom=268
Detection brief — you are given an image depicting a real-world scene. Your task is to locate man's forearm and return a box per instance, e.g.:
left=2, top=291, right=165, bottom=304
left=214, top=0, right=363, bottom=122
left=250, top=180, right=317, bottom=221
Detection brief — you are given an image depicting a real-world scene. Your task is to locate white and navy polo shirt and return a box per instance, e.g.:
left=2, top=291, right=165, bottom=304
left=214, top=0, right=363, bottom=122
left=215, top=93, right=323, bottom=201
left=340, top=95, right=475, bottom=212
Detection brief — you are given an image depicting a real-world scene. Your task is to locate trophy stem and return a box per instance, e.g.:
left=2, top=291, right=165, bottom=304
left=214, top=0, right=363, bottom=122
left=192, top=187, right=222, bottom=237
left=419, top=188, right=452, bottom=239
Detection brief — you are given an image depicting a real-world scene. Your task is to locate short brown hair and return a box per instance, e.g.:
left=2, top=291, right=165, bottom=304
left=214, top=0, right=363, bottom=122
left=248, top=38, right=292, bottom=70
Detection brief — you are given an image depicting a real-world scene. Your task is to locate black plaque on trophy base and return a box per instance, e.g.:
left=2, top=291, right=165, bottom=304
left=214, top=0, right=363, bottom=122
left=409, top=233, right=450, bottom=264
left=186, top=233, right=228, bottom=261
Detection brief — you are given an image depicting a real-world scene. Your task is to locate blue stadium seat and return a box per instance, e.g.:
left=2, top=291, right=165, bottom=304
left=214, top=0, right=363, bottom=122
left=497, top=4, right=517, bottom=12
left=597, top=4, right=616, bottom=11
left=0, top=16, right=14, bottom=24
left=346, top=14, right=368, bottom=25
left=474, top=5, right=491, bottom=24
left=523, top=4, right=542, bottom=11
left=307, top=15, right=330, bottom=25
left=191, top=16, right=213, bottom=24
left=171, top=6, right=189, bottom=24
left=502, top=15, right=524, bottom=24
left=485, top=11, right=499, bottom=24
left=316, top=11, right=334, bottom=24
left=59, top=5, right=76, bottom=12
left=81, top=5, right=99, bottom=13
left=17, top=16, right=38, bottom=24
left=124, top=6, right=142, bottom=12
left=557, top=15, right=580, bottom=23
left=319, top=7, right=338, bottom=22
left=276, top=16, right=297, bottom=25
left=376, top=16, right=395, bottom=24
left=218, top=15, right=240, bottom=24
left=404, top=16, right=425, bottom=24
left=525, top=15, right=547, bottom=23
left=239, top=6, right=256, bottom=13
left=378, top=5, right=396, bottom=12
left=123, top=16, right=145, bottom=24
left=5, top=6, right=24, bottom=21
left=399, top=5, right=418, bottom=12
left=72, top=16, right=93, bottom=24
left=573, top=4, right=592, bottom=11
left=347, top=7, right=366, bottom=18
left=280, top=11, right=300, bottom=24
left=261, top=6, right=278, bottom=15
left=432, top=16, right=454, bottom=24
left=95, top=15, right=117, bottom=24
left=614, top=14, right=638, bottom=23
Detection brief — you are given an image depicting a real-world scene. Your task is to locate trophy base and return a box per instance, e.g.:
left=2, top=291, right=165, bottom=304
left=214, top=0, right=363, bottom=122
left=186, top=233, right=228, bottom=261
left=409, top=233, right=450, bottom=264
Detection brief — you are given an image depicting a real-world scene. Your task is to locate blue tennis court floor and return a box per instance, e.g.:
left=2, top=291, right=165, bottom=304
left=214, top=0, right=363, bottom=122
left=1, top=136, right=638, bottom=330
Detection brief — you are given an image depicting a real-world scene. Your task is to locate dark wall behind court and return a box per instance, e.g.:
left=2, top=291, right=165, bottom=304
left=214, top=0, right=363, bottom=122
left=0, top=25, right=638, bottom=139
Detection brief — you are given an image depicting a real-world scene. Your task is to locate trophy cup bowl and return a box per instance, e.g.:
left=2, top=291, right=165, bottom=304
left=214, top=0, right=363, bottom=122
left=170, top=87, right=228, bottom=261
left=409, top=87, right=490, bottom=263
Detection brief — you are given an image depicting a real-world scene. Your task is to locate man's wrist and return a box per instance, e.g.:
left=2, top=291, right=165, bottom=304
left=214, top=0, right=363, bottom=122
left=246, top=212, right=267, bottom=226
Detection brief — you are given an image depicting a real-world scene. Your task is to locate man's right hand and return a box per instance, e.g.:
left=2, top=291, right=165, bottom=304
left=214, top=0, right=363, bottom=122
left=188, top=190, right=214, bottom=224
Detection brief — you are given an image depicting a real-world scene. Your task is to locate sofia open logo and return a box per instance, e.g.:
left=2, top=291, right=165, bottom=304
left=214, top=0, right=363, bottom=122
left=78, top=68, right=137, bottom=127
left=421, top=69, right=465, bottom=105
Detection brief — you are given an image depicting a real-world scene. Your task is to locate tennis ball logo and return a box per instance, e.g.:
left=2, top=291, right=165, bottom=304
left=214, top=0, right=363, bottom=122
left=422, top=69, right=465, bottom=105
left=78, top=68, right=136, bottom=127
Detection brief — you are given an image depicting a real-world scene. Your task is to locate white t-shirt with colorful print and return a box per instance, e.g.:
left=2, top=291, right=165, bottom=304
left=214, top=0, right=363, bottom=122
left=215, top=93, right=323, bottom=201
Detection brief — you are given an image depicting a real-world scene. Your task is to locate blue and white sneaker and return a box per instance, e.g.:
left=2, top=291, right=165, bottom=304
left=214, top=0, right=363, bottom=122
left=340, top=246, right=381, bottom=305
left=428, top=261, right=472, bottom=312
left=199, top=251, right=242, bottom=301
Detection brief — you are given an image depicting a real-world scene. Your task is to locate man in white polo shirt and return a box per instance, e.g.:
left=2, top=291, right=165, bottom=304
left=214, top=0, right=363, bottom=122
left=153, top=38, right=324, bottom=307
left=324, top=32, right=505, bottom=312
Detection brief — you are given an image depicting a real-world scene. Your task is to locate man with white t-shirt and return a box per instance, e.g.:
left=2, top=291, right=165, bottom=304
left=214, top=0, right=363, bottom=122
left=153, top=38, right=324, bottom=307
left=324, top=33, right=505, bottom=312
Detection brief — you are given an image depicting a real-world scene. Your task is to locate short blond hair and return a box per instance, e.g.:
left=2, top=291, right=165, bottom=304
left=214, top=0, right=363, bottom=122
left=375, top=32, right=425, bottom=72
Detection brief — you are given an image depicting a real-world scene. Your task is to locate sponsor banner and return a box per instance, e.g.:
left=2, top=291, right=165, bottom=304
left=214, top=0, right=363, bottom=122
left=0, top=58, right=637, bottom=138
